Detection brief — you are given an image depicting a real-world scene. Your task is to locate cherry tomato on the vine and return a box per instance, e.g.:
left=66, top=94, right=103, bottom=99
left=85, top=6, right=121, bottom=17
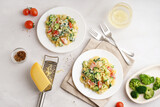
left=116, top=102, right=124, bottom=107
left=30, top=8, right=38, bottom=16
left=24, top=20, right=34, bottom=29
left=23, top=8, right=30, bottom=16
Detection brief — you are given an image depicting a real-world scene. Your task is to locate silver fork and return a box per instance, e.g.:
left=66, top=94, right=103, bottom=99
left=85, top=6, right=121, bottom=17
left=90, top=29, right=132, bottom=65
left=89, top=28, right=134, bottom=57
left=99, top=23, right=133, bottom=65
left=100, top=24, right=134, bottom=58
left=89, top=30, right=132, bottom=66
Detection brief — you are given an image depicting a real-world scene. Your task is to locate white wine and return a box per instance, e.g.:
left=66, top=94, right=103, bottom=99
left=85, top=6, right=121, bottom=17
left=108, top=2, right=132, bottom=28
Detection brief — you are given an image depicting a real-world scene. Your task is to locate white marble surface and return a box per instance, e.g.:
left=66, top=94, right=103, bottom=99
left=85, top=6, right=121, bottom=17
left=0, top=0, right=160, bottom=107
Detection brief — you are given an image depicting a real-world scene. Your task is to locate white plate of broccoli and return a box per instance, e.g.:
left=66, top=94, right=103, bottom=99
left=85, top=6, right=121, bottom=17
left=126, top=64, right=160, bottom=104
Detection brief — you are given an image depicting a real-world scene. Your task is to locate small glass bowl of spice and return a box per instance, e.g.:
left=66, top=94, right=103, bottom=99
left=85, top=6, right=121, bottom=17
left=11, top=48, right=27, bottom=64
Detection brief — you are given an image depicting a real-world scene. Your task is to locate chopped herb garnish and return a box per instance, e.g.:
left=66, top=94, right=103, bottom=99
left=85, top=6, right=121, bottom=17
left=93, top=58, right=100, bottom=62
left=109, top=83, right=112, bottom=88
left=82, top=70, right=85, bottom=74
left=82, top=76, right=86, bottom=80
left=52, top=36, right=59, bottom=41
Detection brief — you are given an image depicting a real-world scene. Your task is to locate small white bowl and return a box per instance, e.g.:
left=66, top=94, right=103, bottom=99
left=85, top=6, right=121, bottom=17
left=11, top=48, right=27, bottom=64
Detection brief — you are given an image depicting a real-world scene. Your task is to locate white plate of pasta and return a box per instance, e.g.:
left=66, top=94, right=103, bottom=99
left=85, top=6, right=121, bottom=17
left=37, top=7, right=86, bottom=53
left=72, top=49, right=123, bottom=99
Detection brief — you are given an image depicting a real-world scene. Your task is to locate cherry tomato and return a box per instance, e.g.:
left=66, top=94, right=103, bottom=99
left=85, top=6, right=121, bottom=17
left=53, top=30, right=59, bottom=36
left=23, top=8, right=30, bottom=16
left=88, top=80, right=95, bottom=86
left=47, top=28, right=52, bottom=33
left=90, top=62, right=96, bottom=69
left=116, top=102, right=124, bottom=107
left=56, top=18, right=59, bottom=23
left=30, top=8, right=38, bottom=16
left=24, top=20, right=34, bottom=29
left=98, top=81, right=102, bottom=89
left=69, top=22, right=73, bottom=28
left=60, top=38, right=68, bottom=44
left=111, top=72, right=115, bottom=78
left=107, top=66, right=113, bottom=72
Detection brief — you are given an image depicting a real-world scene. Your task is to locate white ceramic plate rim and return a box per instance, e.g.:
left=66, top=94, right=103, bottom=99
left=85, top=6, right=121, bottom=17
left=126, top=64, right=160, bottom=104
left=37, top=7, right=86, bottom=53
left=72, top=49, right=123, bottom=99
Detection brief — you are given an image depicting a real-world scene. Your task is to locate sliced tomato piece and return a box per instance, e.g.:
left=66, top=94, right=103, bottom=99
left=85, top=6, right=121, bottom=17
left=47, top=29, right=52, bottom=33
left=56, top=18, right=59, bottom=23
left=69, top=21, right=73, bottom=28
left=107, top=66, right=113, bottom=72
left=88, top=80, right=95, bottom=86
left=53, top=30, right=59, bottom=36
left=110, top=72, right=115, bottom=79
left=60, top=38, right=68, bottom=44
left=98, top=81, right=102, bottom=89
left=90, top=62, right=96, bottom=69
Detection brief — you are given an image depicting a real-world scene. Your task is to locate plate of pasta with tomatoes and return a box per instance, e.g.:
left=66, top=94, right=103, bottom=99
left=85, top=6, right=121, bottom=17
left=37, top=7, right=86, bottom=53
left=72, top=49, right=123, bottom=99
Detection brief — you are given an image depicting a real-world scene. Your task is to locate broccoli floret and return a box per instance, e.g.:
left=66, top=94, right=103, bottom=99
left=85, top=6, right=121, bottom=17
left=139, top=74, right=154, bottom=85
left=129, top=78, right=142, bottom=90
left=131, top=91, right=139, bottom=99
left=54, top=23, right=60, bottom=30
left=153, top=77, right=160, bottom=90
left=46, top=21, right=51, bottom=26
left=69, top=33, right=75, bottom=41
left=93, top=86, right=99, bottom=91
left=102, top=75, right=108, bottom=82
left=82, top=61, right=88, bottom=67
left=95, top=73, right=101, bottom=81
left=69, top=18, right=75, bottom=24
left=144, top=87, right=154, bottom=99
left=52, top=36, right=59, bottom=41
left=58, top=41, right=63, bottom=47
left=111, top=65, right=114, bottom=68
left=136, top=86, right=147, bottom=94
left=49, top=15, right=56, bottom=22
left=93, top=67, right=98, bottom=70
left=102, top=84, right=108, bottom=89
left=88, top=74, right=95, bottom=82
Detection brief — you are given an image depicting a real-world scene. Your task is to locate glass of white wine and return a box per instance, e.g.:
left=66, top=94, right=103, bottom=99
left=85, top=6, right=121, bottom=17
left=108, top=2, right=132, bottom=28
